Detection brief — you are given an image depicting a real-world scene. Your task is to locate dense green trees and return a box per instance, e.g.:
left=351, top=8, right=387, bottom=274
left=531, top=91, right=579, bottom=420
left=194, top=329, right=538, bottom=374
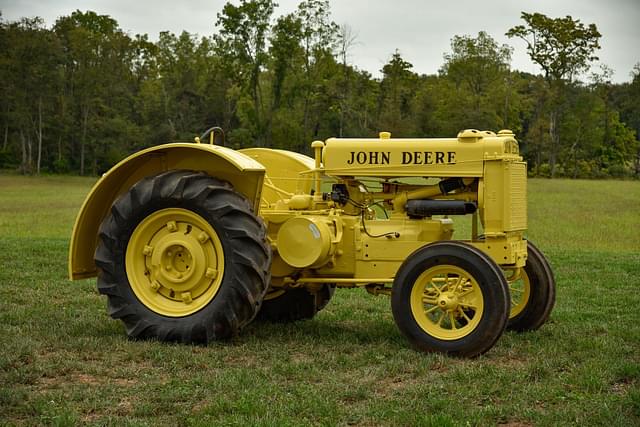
left=0, top=4, right=638, bottom=178
left=507, top=12, right=603, bottom=177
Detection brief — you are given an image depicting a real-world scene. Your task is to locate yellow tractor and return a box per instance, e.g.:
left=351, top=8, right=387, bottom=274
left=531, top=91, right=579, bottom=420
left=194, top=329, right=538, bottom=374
left=69, top=128, right=555, bottom=357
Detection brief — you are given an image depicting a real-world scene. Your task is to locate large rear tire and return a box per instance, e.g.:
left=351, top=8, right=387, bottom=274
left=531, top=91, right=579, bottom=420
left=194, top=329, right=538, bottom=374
left=506, top=241, right=556, bottom=331
left=391, top=241, right=510, bottom=357
left=256, top=285, right=335, bottom=322
left=95, top=170, right=271, bottom=343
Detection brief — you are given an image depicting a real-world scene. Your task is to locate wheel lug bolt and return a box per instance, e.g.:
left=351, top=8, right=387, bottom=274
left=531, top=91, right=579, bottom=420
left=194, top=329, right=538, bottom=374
left=198, top=232, right=209, bottom=243
left=181, top=292, right=193, bottom=303
left=143, top=245, right=153, bottom=256
left=167, top=221, right=177, bottom=232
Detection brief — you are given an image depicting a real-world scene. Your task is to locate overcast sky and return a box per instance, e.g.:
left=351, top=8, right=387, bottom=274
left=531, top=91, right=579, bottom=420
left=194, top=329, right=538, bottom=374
left=2, top=0, right=639, bottom=83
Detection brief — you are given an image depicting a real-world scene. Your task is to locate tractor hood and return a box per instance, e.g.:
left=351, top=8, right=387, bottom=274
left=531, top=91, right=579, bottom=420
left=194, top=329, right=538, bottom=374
left=322, top=129, right=521, bottom=178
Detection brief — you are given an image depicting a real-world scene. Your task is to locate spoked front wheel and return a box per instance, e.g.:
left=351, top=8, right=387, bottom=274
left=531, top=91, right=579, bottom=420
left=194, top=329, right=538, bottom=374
left=505, top=240, right=556, bottom=331
left=391, top=241, right=510, bottom=357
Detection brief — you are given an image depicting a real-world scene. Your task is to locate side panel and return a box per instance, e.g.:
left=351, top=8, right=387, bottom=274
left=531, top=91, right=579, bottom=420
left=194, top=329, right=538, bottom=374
left=69, top=143, right=265, bottom=280
left=322, top=138, right=485, bottom=177
left=239, top=148, right=314, bottom=206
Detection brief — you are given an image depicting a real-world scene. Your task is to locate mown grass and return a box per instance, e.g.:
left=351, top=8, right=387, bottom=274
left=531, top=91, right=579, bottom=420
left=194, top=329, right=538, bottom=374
left=1, top=174, right=639, bottom=426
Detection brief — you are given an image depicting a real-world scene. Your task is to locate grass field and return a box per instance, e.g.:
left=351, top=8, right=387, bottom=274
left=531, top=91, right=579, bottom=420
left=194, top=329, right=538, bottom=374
left=1, top=174, right=639, bottom=426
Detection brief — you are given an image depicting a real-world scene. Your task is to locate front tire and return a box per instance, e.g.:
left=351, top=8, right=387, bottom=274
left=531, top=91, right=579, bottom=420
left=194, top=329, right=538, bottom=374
left=95, top=170, right=271, bottom=343
left=391, top=241, right=510, bottom=357
left=506, top=241, right=556, bottom=331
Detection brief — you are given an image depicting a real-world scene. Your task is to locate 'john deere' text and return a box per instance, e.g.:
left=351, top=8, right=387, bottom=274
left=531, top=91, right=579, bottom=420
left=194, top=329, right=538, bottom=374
left=346, top=151, right=456, bottom=165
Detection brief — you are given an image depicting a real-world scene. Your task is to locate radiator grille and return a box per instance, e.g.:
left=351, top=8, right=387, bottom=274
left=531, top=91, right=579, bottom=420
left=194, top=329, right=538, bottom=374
left=507, top=163, right=527, bottom=230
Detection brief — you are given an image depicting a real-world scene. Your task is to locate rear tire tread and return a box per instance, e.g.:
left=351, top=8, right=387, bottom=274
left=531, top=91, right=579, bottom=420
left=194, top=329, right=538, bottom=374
left=257, top=286, right=336, bottom=322
left=96, top=170, right=271, bottom=344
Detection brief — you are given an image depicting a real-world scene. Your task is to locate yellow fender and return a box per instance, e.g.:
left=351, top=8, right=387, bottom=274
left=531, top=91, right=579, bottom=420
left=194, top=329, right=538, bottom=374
left=68, top=143, right=265, bottom=280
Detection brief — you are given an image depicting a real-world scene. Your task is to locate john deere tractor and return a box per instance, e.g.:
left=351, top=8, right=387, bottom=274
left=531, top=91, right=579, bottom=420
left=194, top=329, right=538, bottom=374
left=69, top=128, right=555, bottom=357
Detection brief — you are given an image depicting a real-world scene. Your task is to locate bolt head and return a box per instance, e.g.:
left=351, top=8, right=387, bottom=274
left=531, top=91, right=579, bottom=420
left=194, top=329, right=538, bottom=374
left=181, top=292, right=193, bottom=304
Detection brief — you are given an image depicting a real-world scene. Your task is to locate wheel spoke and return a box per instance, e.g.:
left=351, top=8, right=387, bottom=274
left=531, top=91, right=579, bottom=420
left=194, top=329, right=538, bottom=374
left=441, top=274, right=451, bottom=292
left=458, top=307, right=472, bottom=323
left=430, top=281, right=443, bottom=294
left=425, top=305, right=440, bottom=314
left=457, top=288, right=475, bottom=298
left=449, top=312, right=457, bottom=330
left=459, top=302, right=478, bottom=310
left=423, top=296, right=438, bottom=305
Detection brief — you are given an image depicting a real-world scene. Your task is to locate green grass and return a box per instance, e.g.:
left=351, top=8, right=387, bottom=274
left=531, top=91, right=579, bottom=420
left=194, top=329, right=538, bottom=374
left=1, top=174, right=639, bottom=426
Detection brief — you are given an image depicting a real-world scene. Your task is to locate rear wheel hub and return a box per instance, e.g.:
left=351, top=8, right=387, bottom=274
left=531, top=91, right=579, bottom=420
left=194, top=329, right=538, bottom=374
left=126, top=208, right=224, bottom=317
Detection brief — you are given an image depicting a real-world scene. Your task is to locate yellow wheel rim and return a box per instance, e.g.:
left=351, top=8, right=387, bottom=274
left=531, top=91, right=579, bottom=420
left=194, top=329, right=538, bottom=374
left=505, top=268, right=531, bottom=318
left=409, top=265, right=485, bottom=340
left=125, top=208, right=225, bottom=317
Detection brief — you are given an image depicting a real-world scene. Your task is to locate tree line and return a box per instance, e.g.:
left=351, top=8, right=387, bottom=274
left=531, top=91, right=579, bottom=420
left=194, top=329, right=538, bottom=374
left=1, top=1, right=639, bottom=178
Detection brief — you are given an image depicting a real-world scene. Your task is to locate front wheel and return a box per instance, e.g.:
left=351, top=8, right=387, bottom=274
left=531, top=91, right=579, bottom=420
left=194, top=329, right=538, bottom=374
left=506, top=241, right=556, bottom=331
left=391, top=241, right=510, bottom=357
left=95, top=170, right=271, bottom=343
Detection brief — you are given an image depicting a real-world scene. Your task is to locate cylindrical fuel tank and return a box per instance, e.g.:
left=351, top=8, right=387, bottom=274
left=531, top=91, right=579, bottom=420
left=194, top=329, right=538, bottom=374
left=276, top=216, right=335, bottom=268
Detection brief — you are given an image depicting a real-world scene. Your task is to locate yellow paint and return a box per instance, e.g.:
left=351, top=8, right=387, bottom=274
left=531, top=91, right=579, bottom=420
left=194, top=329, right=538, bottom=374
left=276, top=216, right=334, bottom=268
left=71, top=129, right=532, bottom=301
left=505, top=267, right=531, bottom=318
left=322, top=129, right=520, bottom=178
left=125, top=208, right=225, bottom=317
left=255, top=130, right=529, bottom=289
left=68, top=143, right=265, bottom=280
left=311, top=141, right=325, bottom=199
left=470, top=234, right=528, bottom=268
left=66, top=125, right=550, bottom=359
left=239, top=147, right=314, bottom=207
left=409, top=265, right=485, bottom=340
left=480, top=160, right=527, bottom=234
